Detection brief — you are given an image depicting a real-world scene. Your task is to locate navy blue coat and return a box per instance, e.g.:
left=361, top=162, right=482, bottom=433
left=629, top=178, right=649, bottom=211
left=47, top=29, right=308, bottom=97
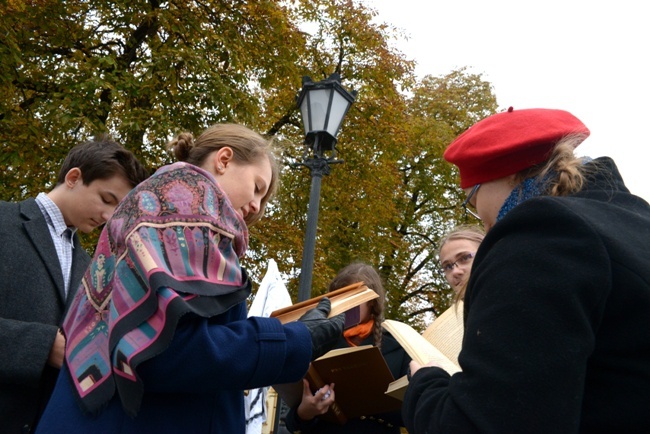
left=35, top=301, right=312, bottom=434
left=403, top=158, right=650, bottom=433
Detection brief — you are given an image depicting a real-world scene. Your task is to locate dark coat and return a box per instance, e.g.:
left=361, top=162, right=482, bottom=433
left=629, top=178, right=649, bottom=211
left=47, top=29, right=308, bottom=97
left=403, top=157, right=650, bottom=433
left=285, top=330, right=411, bottom=434
left=0, top=198, right=90, bottom=434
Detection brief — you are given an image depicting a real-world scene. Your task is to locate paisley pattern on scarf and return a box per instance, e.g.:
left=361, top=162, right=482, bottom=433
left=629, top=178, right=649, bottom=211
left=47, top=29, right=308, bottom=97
left=63, top=162, right=251, bottom=416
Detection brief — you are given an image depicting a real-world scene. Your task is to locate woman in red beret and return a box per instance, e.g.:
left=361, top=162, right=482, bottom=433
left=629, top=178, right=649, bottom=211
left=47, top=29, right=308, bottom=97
left=402, top=107, right=650, bottom=433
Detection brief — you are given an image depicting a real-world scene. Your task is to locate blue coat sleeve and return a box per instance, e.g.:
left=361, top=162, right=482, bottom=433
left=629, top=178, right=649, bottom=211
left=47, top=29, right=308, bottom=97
left=138, top=302, right=312, bottom=393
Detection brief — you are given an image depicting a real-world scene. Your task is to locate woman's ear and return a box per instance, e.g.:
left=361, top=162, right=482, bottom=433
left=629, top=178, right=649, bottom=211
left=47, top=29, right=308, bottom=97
left=64, top=168, right=82, bottom=188
left=212, top=147, right=234, bottom=174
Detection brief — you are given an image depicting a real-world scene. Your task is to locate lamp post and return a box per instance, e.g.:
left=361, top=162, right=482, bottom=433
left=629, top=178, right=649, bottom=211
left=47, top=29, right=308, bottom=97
left=295, top=73, right=357, bottom=302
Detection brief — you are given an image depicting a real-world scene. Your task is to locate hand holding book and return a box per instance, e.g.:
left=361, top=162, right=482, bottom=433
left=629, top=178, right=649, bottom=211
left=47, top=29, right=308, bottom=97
left=297, top=298, right=345, bottom=360
left=296, top=379, right=336, bottom=422
left=270, top=282, right=380, bottom=360
left=270, top=282, right=379, bottom=324
left=409, top=358, right=442, bottom=379
left=383, top=304, right=464, bottom=400
left=271, top=281, right=396, bottom=424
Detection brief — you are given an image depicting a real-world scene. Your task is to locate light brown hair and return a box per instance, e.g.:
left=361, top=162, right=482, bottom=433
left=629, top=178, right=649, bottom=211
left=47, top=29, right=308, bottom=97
left=167, top=124, right=279, bottom=226
left=517, top=134, right=592, bottom=196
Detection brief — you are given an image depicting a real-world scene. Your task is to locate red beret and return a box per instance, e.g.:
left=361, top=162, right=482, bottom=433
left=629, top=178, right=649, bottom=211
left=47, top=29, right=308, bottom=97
left=443, top=107, right=590, bottom=188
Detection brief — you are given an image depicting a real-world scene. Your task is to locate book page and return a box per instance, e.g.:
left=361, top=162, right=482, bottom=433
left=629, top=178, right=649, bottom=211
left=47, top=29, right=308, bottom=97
left=382, top=319, right=461, bottom=374
left=421, top=302, right=464, bottom=367
left=330, top=290, right=377, bottom=316
left=270, top=283, right=378, bottom=324
left=384, top=375, right=409, bottom=401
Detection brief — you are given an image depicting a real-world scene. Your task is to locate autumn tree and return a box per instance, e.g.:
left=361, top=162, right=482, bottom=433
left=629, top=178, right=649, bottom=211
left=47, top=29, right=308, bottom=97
left=0, top=0, right=497, bottom=326
left=385, top=69, right=497, bottom=326
left=256, top=64, right=497, bottom=328
left=246, top=0, right=417, bottom=291
left=0, top=0, right=309, bottom=198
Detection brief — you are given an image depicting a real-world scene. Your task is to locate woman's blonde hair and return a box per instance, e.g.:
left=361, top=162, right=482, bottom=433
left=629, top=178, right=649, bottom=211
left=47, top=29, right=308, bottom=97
left=438, top=225, right=485, bottom=303
left=437, top=224, right=485, bottom=257
left=517, top=134, right=592, bottom=196
left=328, top=262, right=385, bottom=349
left=167, top=123, right=279, bottom=226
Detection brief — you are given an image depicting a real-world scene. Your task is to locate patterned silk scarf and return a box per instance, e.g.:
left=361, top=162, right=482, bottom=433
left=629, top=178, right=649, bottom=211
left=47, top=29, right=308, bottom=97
left=63, top=162, right=252, bottom=416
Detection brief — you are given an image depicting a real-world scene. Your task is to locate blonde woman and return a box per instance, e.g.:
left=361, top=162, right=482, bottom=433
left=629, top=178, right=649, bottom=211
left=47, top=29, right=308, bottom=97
left=437, top=224, right=485, bottom=302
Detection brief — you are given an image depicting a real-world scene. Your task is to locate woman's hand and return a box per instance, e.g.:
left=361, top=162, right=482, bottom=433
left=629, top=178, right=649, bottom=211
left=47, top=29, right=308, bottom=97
left=296, top=379, right=335, bottom=421
left=409, top=358, right=443, bottom=378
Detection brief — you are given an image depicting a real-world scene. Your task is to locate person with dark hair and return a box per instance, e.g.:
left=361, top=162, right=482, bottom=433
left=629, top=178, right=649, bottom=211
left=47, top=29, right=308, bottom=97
left=285, top=261, right=410, bottom=434
left=402, top=107, right=650, bottom=433
left=34, top=124, right=344, bottom=433
left=0, top=136, right=148, bottom=434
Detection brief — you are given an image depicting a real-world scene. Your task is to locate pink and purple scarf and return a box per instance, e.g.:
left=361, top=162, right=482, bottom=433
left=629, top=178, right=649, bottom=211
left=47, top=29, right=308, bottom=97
left=63, top=162, right=251, bottom=416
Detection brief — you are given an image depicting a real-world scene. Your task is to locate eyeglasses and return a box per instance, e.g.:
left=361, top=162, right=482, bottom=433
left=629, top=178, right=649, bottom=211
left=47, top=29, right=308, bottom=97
left=462, top=184, right=481, bottom=221
left=440, top=252, right=476, bottom=275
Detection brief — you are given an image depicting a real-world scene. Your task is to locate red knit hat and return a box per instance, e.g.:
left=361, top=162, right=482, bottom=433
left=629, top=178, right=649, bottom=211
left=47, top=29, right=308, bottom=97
left=443, top=107, right=590, bottom=188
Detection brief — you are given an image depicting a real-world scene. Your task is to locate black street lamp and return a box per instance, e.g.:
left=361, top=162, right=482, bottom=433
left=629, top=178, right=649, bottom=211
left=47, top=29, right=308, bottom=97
left=295, top=73, right=357, bottom=302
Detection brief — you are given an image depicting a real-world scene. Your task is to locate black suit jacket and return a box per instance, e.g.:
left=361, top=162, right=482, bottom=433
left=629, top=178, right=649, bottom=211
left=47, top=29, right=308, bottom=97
left=0, top=198, right=90, bottom=434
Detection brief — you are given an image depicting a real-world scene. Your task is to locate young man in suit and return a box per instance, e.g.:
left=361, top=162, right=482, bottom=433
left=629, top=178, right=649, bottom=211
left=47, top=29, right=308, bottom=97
left=0, top=136, right=149, bottom=434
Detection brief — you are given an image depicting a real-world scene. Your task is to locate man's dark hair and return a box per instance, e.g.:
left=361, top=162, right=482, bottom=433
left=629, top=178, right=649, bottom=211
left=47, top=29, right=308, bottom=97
left=56, top=135, right=149, bottom=188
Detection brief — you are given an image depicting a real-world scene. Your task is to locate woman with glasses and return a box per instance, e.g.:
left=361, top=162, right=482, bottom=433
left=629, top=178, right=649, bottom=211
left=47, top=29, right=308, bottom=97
left=438, top=225, right=485, bottom=303
left=402, top=107, right=650, bottom=433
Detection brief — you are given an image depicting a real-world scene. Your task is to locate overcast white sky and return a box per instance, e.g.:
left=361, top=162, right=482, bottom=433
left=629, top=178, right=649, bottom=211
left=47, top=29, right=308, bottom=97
left=368, top=0, right=650, bottom=202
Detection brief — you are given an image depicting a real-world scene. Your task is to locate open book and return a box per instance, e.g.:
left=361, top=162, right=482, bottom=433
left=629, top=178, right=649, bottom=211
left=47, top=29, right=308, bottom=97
left=269, top=281, right=378, bottom=324
left=274, top=345, right=401, bottom=425
left=383, top=302, right=464, bottom=400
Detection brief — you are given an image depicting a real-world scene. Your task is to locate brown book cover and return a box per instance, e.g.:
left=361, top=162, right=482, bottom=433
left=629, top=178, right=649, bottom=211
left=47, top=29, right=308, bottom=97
left=382, top=302, right=464, bottom=400
left=269, top=282, right=379, bottom=324
left=274, top=345, right=402, bottom=425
